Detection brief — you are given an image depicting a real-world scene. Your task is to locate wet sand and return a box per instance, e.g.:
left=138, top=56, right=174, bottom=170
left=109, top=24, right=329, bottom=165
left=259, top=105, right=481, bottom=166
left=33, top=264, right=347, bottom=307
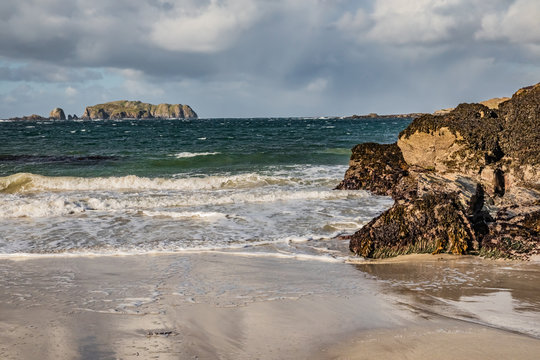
left=1, top=252, right=540, bottom=359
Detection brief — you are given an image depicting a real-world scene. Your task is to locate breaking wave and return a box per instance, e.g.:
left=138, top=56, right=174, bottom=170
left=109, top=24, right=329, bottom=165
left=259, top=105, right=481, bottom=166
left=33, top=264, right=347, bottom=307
left=0, top=172, right=339, bottom=194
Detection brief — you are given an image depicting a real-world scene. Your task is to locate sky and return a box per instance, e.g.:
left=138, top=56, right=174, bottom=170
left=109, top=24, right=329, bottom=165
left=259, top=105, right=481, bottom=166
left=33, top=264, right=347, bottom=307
left=1, top=0, right=539, bottom=118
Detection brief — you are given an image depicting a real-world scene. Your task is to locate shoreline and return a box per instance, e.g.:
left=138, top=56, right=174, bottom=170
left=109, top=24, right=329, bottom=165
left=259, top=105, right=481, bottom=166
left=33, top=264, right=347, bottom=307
left=1, top=251, right=539, bottom=359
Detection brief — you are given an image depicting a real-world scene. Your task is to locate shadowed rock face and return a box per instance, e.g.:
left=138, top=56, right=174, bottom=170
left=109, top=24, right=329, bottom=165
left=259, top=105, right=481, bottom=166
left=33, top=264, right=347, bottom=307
left=341, top=83, right=540, bottom=260
left=81, top=101, right=198, bottom=120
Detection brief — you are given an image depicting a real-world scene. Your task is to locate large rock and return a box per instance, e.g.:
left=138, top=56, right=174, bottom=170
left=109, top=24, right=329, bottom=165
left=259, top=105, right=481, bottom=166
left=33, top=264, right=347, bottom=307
left=81, top=101, right=198, bottom=120
left=341, top=83, right=540, bottom=260
left=49, top=108, right=66, bottom=120
left=397, top=103, right=503, bottom=185
left=335, top=143, right=410, bottom=197
left=350, top=191, right=476, bottom=258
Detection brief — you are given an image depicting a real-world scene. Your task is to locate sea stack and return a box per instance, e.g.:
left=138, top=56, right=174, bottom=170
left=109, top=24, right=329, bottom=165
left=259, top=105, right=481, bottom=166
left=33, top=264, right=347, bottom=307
left=49, top=108, right=66, bottom=120
left=338, top=83, right=540, bottom=260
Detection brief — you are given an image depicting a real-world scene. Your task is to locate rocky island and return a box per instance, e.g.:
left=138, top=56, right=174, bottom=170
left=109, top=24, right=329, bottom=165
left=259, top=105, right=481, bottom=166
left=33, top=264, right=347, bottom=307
left=338, top=83, right=540, bottom=260
left=9, top=107, right=67, bottom=121
left=81, top=100, right=197, bottom=119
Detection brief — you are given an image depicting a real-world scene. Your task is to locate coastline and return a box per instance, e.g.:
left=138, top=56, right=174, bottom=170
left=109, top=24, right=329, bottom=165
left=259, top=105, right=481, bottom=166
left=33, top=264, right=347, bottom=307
left=1, top=251, right=539, bottom=359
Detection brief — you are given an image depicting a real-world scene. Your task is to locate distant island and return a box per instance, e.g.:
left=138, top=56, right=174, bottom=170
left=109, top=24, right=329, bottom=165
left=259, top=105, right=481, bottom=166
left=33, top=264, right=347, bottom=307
left=9, top=108, right=70, bottom=121
left=81, top=100, right=197, bottom=120
left=8, top=101, right=198, bottom=120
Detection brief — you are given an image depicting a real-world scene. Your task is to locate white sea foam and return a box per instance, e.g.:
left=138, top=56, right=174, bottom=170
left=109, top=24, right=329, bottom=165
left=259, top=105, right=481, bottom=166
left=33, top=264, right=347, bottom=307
left=140, top=210, right=228, bottom=221
left=0, top=188, right=371, bottom=218
left=0, top=164, right=393, bottom=257
left=173, top=152, right=220, bottom=158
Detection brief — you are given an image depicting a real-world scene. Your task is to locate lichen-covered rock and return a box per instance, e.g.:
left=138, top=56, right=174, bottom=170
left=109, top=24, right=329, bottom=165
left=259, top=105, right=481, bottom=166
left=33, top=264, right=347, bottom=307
left=398, top=103, right=503, bottom=180
left=49, top=108, right=66, bottom=120
left=81, top=101, right=198, bottom=120
left=335, top=143, right=409, bottom=197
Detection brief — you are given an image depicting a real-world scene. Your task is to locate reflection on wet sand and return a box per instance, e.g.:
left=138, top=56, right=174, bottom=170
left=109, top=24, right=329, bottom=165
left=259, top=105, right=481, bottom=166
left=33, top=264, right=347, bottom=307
left=354, top=255, right=540, bottom=337
left=1, top=253, right=540, bottom=359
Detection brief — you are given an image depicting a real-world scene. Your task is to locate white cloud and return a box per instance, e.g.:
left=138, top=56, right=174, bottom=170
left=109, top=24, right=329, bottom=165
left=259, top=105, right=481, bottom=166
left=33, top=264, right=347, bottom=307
left=476, top=0, right=540, bottom=45
left=366, top=0, right=466, bottom=45
left=149, top=0, right=259, bottom=53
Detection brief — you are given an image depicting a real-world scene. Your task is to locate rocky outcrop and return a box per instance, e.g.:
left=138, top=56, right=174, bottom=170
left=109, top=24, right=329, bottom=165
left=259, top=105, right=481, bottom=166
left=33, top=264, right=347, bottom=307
left=432, top=96, right=510, bottom=116
left=81, top=101, right=198, bottom=120
left=341, top=83, right=540, bottom=260
left=480, top=97, right=510, bottom=109
left=49, top=108, right=66, bottom=120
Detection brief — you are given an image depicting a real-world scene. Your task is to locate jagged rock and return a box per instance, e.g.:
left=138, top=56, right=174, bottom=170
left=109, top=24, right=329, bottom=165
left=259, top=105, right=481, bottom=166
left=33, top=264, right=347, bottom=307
left=49, top=108, right=66, bottom=120
left=341, top=83, right=540, bottom=260
left=81, top=100, right=198, bottom=120
left=335, top=143, right=409, bottom=197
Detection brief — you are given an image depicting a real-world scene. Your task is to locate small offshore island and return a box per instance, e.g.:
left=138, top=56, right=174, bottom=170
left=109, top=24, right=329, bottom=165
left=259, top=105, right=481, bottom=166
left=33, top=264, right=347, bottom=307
left=8, top=100, right=198, bottom=120
left=338, top=83, right=540, bottom=260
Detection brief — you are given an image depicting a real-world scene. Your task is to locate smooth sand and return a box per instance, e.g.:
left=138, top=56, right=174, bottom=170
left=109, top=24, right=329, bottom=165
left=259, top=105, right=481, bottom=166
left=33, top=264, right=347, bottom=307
left=1, top=252, right=539, bottom=359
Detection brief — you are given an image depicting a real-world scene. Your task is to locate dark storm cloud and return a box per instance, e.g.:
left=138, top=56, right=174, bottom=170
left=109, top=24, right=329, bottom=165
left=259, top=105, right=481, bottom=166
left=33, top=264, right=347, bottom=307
left=1, top=0, right=539, bottom=118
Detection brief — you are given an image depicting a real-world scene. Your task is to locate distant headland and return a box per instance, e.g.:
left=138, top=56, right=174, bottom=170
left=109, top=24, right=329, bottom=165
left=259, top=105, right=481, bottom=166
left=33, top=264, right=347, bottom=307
left=8, top=101, right=198, bottom=120
left=344, top=112, right=426, bottom=119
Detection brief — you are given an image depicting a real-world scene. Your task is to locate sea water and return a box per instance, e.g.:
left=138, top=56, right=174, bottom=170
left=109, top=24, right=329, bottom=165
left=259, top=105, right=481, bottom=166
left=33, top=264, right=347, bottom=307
left=0, top=117, right=411, bottom=257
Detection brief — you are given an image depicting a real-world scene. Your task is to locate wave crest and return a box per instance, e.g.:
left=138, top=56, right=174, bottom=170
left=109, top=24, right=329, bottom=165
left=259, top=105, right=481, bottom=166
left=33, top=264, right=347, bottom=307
left=0, top=172, right=335, bottom=194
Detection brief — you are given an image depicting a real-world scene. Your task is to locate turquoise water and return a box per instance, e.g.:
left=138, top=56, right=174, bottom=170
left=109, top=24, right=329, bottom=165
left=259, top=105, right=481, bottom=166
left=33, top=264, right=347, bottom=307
left=0, top=117, right=410, bottom=256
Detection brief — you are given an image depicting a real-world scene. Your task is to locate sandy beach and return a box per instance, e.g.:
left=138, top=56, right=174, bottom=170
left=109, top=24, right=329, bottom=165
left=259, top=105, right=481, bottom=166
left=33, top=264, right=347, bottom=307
left=1, top=252, right=539, bottom=359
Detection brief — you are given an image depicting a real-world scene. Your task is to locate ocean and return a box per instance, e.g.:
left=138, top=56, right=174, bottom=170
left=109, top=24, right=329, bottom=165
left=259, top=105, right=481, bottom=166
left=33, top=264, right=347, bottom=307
left=0, top=117, right=411, bottom=257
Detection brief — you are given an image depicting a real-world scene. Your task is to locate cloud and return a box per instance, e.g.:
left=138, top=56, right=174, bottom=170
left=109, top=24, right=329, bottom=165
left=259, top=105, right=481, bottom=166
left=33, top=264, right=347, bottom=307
left=306, top=78, right=328, bottom=92
left=0, top=0, right=539, bottom=119
left=476, top=0, right=540, bottom=45
left=0, top=62, right=102, bottom=83
left=65, top=86, right=78, bottom=97
left=335, top=8, right=370, bottom=32
left=149, top=0, right=259, bottom=53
